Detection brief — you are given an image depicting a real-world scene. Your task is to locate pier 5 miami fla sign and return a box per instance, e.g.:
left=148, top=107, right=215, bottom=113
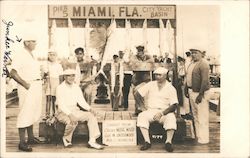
left=49, top=5, right=176, bottom=19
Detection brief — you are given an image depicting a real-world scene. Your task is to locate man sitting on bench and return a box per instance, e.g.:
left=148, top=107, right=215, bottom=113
left=56, top=69, right=104, bottom=149
left=136, top=67, right=178, bottom=152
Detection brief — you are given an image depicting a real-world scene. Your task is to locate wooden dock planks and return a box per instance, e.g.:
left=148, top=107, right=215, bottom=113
left=5, top=102, right=220, bottom=153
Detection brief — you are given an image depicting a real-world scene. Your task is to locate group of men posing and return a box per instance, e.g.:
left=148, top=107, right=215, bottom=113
left=9, top=33, right=211, bottom=153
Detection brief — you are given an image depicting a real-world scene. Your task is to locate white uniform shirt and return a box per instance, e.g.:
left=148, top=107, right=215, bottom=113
left=138, top=81, right=178, bottom=110
left=11, top=49, right=41, bottom=81
left=185, top=57, right=192, bottom=72
left=56, top=81, right=91, bottom=115
left=75, top=64, right=81, bottom=85
left=46, top=62, right=63, bottom=78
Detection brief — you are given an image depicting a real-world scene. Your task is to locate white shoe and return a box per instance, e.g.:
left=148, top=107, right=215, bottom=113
left=88, top=142, right=104, bottom=150
left=62, top=136, right=72, bottom=148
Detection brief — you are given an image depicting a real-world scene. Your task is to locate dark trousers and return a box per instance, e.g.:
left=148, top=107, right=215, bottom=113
left=122, top=74, right=132, bottom=109
left=111, top=75, right=121, bottom=110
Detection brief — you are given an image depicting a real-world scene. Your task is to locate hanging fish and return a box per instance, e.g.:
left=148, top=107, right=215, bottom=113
left=143, top=19, right=148, bottom=53
left=124, top=19, right=132, bottom=62
left=95, top=19, right=117, bottom=80
left=67, top=18, right=74, bottom=56
left=166, top=20, right=175, bottom=58
left=159, top=19, right=165, bottom=57
left=89, top=22, right=107, bottom=58
left=50, top=19, right=57, bottom=49
left=84, top=18, right=90, bottom=58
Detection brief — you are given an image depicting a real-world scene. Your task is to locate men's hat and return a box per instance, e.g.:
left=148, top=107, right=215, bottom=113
left=118, top=50, right=124, bottom=54
left=185, top=51, right=191, bottom=56
left=74, top=47, right=84, bottom=54
left=189, top=48, right=206, bottom=55
left=63, top=69, right=76, bottom=75
left=177, top=56, right=185, bottom=62
left=113, top=52, right=119, bottom=57
left=48, top=48, right=56, bottom=54
left=136, top=45, right=144, bottom=52
left=153, top=67, right=168, bottom=74
left=23, top=33, right=37, bottom=41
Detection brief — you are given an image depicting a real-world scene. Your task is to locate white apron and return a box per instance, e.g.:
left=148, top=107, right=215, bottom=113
left=17, top=81, right=42, bottom=128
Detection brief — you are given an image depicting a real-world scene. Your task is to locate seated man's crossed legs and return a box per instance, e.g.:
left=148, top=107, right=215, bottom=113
left=56, top=110, right=103, bottom=149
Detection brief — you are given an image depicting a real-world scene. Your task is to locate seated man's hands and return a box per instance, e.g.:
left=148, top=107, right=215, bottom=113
left=89, top=108, right=98, bottom=116
left=153, top=112, right=163, bottom=121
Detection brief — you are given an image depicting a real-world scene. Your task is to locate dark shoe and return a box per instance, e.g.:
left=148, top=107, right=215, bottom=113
left=133, top=109, right=142, bottom=117
left=123, top=108, right=128, bottom=111
left=113, top=108, right=118, bottom=111
left=140, top=142, right=151, bottom=151
left=181, top=113, right=194, bottom=120
left=27, top=137, right=45, bottom=145
left=165, top=142, right=174, bottom=152
left=18, top=143, right=32, bottom=152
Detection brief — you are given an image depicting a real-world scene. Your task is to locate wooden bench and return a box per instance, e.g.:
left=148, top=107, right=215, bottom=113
left=39, top=111, right=190, bottom=144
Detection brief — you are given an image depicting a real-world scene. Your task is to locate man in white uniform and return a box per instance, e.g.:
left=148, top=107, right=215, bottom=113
left=10, top=34, right=43, bottom=152
left=136, top=67, right=178, bottom=152
left=56, top=69, right=104, bottom=149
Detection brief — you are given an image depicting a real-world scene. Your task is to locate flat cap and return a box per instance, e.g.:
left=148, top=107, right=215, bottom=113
left=23, top=33, right=37, bottom=41
left=153, top=67, right=168, bottom=74
left=190, top=49, right=206, bottom=55
left=136, top=45, right=144, bottom=52
left=48, top=48, right=56, bottom=53
left=63, top=69, right=76, bottom=75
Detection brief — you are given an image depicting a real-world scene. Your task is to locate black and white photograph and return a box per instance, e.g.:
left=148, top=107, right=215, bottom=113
left=1, top=1, right=249, bottom=158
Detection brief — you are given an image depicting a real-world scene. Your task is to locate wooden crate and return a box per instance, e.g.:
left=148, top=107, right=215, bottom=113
left=39, top=111, right=134, bottom=142
left=39, top=111, right=187, bottom=144
left=137, top=117, right=187, bottom=144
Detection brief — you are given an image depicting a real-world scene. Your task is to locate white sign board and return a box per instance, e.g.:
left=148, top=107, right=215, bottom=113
left=102, top=120, right=137, bottom=146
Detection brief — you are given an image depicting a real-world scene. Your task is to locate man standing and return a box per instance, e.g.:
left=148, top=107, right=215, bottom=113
left=56, top=69, right=104, bottom=149
left=184, top=51, right=192, bottom=73
left=119, top=50, right=133, bottom=111
left=74, top=47, right=93, bottom=105
left=184, top=48, right=210, bottom=144
left=136, top=67, right=178, bottom=152
left=10, top=34, right=43, bottom=152
left=131, top=45, right=154, bottom=115
left=110, top=53, right=124, bottom=111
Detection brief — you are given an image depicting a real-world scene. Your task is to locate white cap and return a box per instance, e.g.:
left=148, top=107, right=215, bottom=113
left=23, top=33, right=37, bottom=41
left=48, top=48, right=57, bottom=54
left=113, top=52, right=119, bottom=57
left=153, top=67, right=168, bottom=74
left=63, top=69, right=76, bottom=75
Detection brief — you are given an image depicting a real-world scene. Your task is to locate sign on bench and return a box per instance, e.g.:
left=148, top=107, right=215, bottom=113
left=102, top=120, right=137, bottom=146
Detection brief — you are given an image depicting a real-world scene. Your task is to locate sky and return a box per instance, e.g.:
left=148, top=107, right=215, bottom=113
left=176, top=5, right=220, bottom=58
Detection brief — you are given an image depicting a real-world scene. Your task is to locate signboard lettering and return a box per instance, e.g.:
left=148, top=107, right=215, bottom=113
left=102, top=120, right=137, bottom=146
left=49, top=5, right=175, bottom=19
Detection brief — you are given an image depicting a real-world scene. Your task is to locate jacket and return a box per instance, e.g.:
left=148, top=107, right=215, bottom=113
left=191, top=59, right=210, bottom=93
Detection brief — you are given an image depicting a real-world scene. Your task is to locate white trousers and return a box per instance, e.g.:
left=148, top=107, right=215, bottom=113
left=137, top=109, right=177, bottom=130
left=56, top=110, right=101, bottom=143
left=17, top=81, right=42, bottom=128
left=188, top=89, right=210, bottom=144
